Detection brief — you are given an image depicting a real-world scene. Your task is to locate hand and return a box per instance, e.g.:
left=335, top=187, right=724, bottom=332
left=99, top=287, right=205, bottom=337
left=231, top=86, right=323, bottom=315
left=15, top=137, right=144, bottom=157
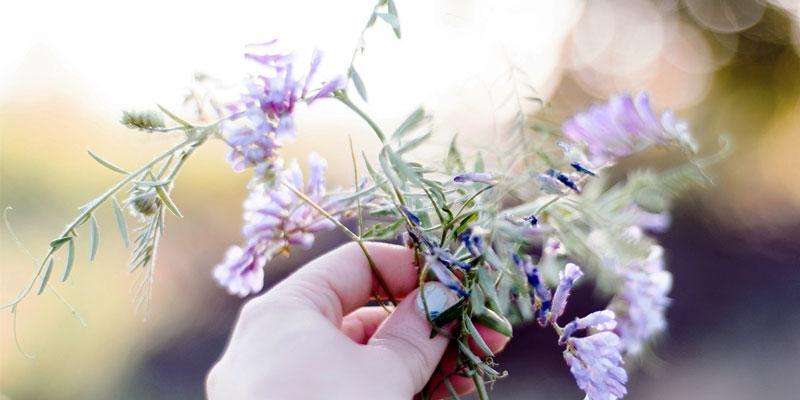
left=206, top=242, right=509, bottom=399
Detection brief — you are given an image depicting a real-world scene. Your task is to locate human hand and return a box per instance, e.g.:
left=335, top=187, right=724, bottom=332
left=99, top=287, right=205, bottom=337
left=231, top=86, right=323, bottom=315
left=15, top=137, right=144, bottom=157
left=206, top=242, right=509, bottom=399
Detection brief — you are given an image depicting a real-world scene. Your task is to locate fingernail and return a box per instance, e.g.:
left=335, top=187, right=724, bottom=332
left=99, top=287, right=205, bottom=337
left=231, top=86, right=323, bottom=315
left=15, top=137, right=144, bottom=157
left=415, top=283, right=456, bottom=319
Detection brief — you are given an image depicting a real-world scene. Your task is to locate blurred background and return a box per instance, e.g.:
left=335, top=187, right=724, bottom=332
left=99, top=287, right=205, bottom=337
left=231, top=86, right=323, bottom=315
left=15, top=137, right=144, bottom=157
left=1, top=0, right=799, bottom=398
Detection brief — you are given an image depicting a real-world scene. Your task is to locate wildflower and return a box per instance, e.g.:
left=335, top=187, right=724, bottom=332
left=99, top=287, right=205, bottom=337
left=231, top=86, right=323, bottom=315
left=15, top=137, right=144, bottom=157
left=453, top=172, right=495, bottom=184
left=425, top=254, right=468, bottom=297
left=523, top=214, right=538, bottom=226
left=514, top=254, right=552, bottom=325
left=562, top=92, right=697, bottom=165
left=564, top=331, right=628, bottom=400
left=550, top=263, right=584, bottom=323
left=610, top=246, right=672, bottom=355
left=458, top=229, right=483, bottom=257
left=559, top=310, right=617, bottom=345
left=213, top=244, right=266, bottom=297
left=223, top=42, right=344, bottom=176
left=214, top=153, right=349, bottom=296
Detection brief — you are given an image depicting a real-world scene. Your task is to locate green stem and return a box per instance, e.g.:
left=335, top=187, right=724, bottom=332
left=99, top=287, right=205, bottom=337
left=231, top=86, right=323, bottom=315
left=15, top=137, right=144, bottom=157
left=281, top=181, right=398, bottom=306
left=336, top=94, right=386, bottom=143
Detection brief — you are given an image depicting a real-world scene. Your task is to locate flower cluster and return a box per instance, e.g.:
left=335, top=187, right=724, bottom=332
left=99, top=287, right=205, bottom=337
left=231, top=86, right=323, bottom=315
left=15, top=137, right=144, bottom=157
left=609, top=245, right=672, bottom=355
left=214, top=153, right=350, bottom=297
left=223, top=41, right=344, bottom=177
left=546, top=264, right=628, bottom=400
left=562, top=92, right=697, bottom=166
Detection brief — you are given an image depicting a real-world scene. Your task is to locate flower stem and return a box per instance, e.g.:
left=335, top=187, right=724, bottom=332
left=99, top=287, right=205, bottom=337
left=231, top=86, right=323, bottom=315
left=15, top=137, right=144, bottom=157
left=281, top=181, right=398, bottom=306
left=335, top=93, right=386, bottom=143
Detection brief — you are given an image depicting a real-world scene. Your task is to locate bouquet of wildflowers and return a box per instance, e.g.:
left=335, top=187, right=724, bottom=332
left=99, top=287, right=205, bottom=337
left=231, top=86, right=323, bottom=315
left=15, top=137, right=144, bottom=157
left=3, top=1, right=727, bottom=399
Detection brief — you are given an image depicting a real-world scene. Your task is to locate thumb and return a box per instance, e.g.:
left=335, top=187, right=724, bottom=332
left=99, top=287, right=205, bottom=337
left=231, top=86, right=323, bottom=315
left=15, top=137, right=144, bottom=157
left=367, top=282, right=459, bottom=395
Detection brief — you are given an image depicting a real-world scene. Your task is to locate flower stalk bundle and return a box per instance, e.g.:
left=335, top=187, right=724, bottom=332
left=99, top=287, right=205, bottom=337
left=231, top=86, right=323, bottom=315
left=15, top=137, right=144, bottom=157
left=2, top=1, right=728, bottom=398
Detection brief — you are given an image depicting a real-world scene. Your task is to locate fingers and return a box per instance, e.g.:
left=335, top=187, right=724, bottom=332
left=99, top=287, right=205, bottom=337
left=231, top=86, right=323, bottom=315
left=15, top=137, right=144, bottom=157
left=425, top=323, right=510, bottom=399
left=367, top=283, right=459, bottom=395
left=341, top=306, right=393, bottom=344
left=268, top=242, right=418, bottom=324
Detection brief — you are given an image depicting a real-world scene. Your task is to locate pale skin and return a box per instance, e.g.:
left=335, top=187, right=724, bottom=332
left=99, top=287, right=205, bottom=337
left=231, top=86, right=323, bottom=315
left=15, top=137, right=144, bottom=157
left=207, top=242, right=509, bottom=399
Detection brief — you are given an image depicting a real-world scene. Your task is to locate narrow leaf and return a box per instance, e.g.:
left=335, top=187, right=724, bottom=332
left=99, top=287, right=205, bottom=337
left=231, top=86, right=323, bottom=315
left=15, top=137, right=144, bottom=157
left=155, top=186, right=183, bottom=218
left=50, top=237, right=72, bottom=250
left=387, top=0, right=402, bottom=38
left=392, top=106, right=425, bottom=140
left=446, top=134, right=465, bottom=173
left=61, top=239, right=75, bottom=282
left=89, top=213, right=100, bottom=261
left=465, top=317, right=494, bottom=356
left=156, top=104, right=192, bottom=128
left=473, top=308, right=513, bottom=337
left=376, top=12, right=400, bottom=29
left=111, top=198, right=129, bottom=247
left=350, top=67, right=368, bottom=102
left=135, top=180, right=171, bottom=187
left=87, top=150, right=130, bottom=174
left=397, top=131, right=433, bottom=154
left=37, top=258, right=54, bottom=295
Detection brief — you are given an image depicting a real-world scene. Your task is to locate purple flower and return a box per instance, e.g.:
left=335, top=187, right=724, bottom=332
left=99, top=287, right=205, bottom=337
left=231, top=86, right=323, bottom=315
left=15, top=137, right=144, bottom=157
left=425, top=254, right=468, bottom=297
left=223, top=42, right=344, bottom=176
left=610, top=245, right=672, bottom=355
left=562, top=92, right=696, bottom=165
left=550, top=263, right=584, bottom=323
left=214, top=153, right=351, bottom=297
left=559, top=310, right=617, bottom=346
left=213, top=245, right=266, bottom=297
left=514, top=254, right=552, bottom=325
left=453, top=172, right=495, bottom=184
left=564, top=331, right=628, bottom=400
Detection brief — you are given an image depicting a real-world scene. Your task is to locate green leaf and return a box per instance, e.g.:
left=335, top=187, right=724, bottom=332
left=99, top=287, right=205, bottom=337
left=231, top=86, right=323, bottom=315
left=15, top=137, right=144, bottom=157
left=476, top=267, right=501, bottom=312
left=385, top=146, right=424, bottom=187
left=473, top=308, right=513, bottom=337
left=474, top=152, right=485, bottom=172
left=387, top=0, right=401, bottom=38
left=429, top=298, right=466, bottom=338
left=49, top=237, right=72, bottom=250
left=350, top=67, right=368, bottom=102
left=470, top=282, right=486, bottom=316
left=453, top=212, right=478, bottom=239
left=135, top=180, right=171, bottom=187
left=442, top=376, right=462, bottom=400
left=37, top=257, right=55, bottom=295
left=156, top=104, right=192, bottom=128
left=465, top=316, right=494, bottom=356
left=392, top=106, right=425, bottom=141
left=89, top=213, right=100, bottom=261
left=87, top=150, right=130, bottom=174
left=154, top=186, right=183, bottom=218
left=376, top=12, right=400, bottom=30
left=61, top=239, right=75, bottom=282
left=446, top=134, right=465, bottom=173
left=111, top=198, right=129, bottom=248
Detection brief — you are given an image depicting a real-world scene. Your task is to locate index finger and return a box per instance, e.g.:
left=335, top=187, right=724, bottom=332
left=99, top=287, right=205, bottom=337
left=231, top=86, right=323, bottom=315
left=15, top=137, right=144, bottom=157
left=267, top=241, right=419, bottom=324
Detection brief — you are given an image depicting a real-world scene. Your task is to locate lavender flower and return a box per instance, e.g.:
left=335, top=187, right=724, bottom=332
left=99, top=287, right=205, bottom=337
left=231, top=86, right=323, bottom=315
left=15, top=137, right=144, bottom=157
left=559, top=310, right=617, bottom=346
left=564, top=331, right=628, bottom=400
left=213, top=244, right=267, bottom=297
left=610, top=245, right=672, bottom=355
left=453, top=172, right=495, bottom=184
left=550, top=263, right=584, bottom=323
left=425, top=254, right=469, bottom=297
left=214, top=153, right=349, bottom=297
left=224, top=42, right=344, bottom=176
left=562, top=92, right=697, bottom=165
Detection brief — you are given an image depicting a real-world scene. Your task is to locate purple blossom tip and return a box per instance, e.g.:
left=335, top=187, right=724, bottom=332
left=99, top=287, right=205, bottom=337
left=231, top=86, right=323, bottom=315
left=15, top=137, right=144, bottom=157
left=564, top=331, right=628, bottom=400
left=550, top=263, right=584, bottom=323
left=453, top=172, right=495, bottom=184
